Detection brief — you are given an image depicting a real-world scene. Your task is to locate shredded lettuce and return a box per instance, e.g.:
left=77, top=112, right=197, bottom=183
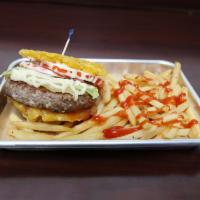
left=0, top=70, right=12, bottom=78
left=86, top=87, right=99, bottom=99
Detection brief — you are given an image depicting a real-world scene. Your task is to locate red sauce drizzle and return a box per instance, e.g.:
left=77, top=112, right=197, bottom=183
left=53, top=70, right=70, bottom=79
left=121, top=95, right=135, bottom=109
left=149, top=119, right=162, bottom=126
left=95, top=78, right=104, bottom=89
left=141, top=97, right=155, bottom=105
left=114, top=87, right=125, bottom=97
left=92, top=115, right=106, bottom=123
left=176, top=93, right=186, bottom=106
left=138, top=119, right=148, bottom=127
left=146, top=109, right=162, bottom=116
left=42, top=64, right=70, bottom=79
left=159, top=81, right=170, bottom=87
left=165, top=87, right=173, bottom=93
left=77, top=71, right=82, bottom=77
left=119, top=80, right=131, bottom=87
left=52, top=66, right=67, bottom=73
left=159, top=81, right=172, bottom=93
left=86, top=75, right=90, bottom=78
left=120, top=93, right=155, bottom=109
left=103, top=126, right=142, bottom=139
left=113, top=80, right=132, bottom=97
left=161, top=93, right=186, bottom=106
left=103, top=118, right=198, bottom=139
left=183, top=119, right=198, bottom=128
left=135, top=113, right=145, bottom=120
left=42, top=63, right=99, bottom=84
left=42, top=63, right=50, bottom=69
left=149, top=118, right=198, bottom=128
left=162, top=119, right=181, bottom=126
left=115, top=110, right=128, bottom=118
left=143, top=77, right=152, bottom=82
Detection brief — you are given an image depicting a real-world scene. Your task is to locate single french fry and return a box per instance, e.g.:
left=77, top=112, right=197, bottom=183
left=9, top=129, right=56, bottom=140
left=123, top=90, right=142, bottom=124
left=154, top=127, right=166, bottom=138
left=149, top=100, right=164, bottom=109
left=162, top=128, right=178, bottom=139
left=141, top=125, right=158, bottom=139
left=123, top=73, right=138, bottom=81
left=158, top=88, right=166, bottom=99
left=142, top=123, right=166, bottom=139
left=11, top=121, right=73, bottom=132
left=139, top=86, right=154, bottom=92
left=146, top=106, right=158, bottom=113
left=102, top=107, right=122, bottom=118
left=58, top=131, right=102, bottom=140
left=115, top=119, right=128, bottom=127
left=125, top=84, right=136, bottom=94
left=107, top=74, right=119, bottom=89
left=174, top=87, right=189, bottom=113
left=103, top=98, right=118, bottom=112
left=163, top=113, right=178, bottom=122
left=118, top=92, right=136, bottom=125
left=124, top=124, right=131, bottom=128
left=173, top=84, right=181, bottom=96
left=176, top=129, right=190, bottom=137
left=125, top=109, right=136, bottom=125
left=144, top=70, right=158, bottom=80
left=176, top=102, right=189, bottom=113
left=160, top=69, right=172, bottom=80
left=115, top=130, right=143, bottom=139
left=54, top=131, right=78, bottom=139
left=73, top=120, right=96, bottom=134
left=10, top=113, right=22, bottom=122
left=96, top=100, right=104, bottom=115
left=102, top=79, right=111, bottom=104
left=132, top=130, right=144, bottom=139
left=170, top=62, right=181, bottom=88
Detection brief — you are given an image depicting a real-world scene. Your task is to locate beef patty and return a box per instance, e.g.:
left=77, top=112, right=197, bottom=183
left=4, top=79, right=96, bottom=113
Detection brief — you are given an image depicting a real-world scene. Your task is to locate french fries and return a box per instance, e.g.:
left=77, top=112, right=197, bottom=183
left=11, top=121, right=73, bottom=133
left=9, top=63, right=200, bottom=140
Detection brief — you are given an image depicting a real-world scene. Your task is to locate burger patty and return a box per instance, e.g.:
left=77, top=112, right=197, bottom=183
left=4, top=79, right=96, bottom=113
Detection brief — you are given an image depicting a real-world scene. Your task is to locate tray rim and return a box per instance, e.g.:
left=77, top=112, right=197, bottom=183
left=1, top=139, right=200, bottom=147
left=1, top=58, right=200, bottom=149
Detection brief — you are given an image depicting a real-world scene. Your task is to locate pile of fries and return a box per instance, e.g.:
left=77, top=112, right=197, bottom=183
left=9, top=63, right=200, bottom=140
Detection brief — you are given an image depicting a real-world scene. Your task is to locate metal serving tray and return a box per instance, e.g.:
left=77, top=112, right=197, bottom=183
left=0, top=58, right=200, bottom=150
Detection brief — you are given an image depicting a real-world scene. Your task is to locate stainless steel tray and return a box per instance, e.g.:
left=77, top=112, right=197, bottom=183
left=0, top=58, right=200, bottom=150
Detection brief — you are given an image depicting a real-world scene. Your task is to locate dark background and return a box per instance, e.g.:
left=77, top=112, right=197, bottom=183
left=0, top=0, right=200, bottom=199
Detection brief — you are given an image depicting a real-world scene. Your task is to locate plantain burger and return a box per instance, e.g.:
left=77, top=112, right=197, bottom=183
left=3, top=50, right=107, bottom=122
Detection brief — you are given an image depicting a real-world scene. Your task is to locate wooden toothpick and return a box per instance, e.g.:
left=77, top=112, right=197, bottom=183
left=61, top=28, right=75, bottom=55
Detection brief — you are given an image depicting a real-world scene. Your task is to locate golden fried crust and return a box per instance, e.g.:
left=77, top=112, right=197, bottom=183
left=19, top=49, right=107, bottom=76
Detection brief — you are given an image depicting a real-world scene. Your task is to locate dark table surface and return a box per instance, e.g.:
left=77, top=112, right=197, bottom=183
left=0, top=2, right=200, bottom=200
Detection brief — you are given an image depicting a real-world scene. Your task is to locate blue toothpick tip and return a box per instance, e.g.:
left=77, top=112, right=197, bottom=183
left=68, top=28, right=75, bottom=38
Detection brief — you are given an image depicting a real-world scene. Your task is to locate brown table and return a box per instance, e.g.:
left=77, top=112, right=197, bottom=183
left=0, top=2, right=200, bottom=199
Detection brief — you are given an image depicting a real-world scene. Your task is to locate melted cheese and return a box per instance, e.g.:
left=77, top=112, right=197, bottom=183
left=12, top=100, right=91, bottom=122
